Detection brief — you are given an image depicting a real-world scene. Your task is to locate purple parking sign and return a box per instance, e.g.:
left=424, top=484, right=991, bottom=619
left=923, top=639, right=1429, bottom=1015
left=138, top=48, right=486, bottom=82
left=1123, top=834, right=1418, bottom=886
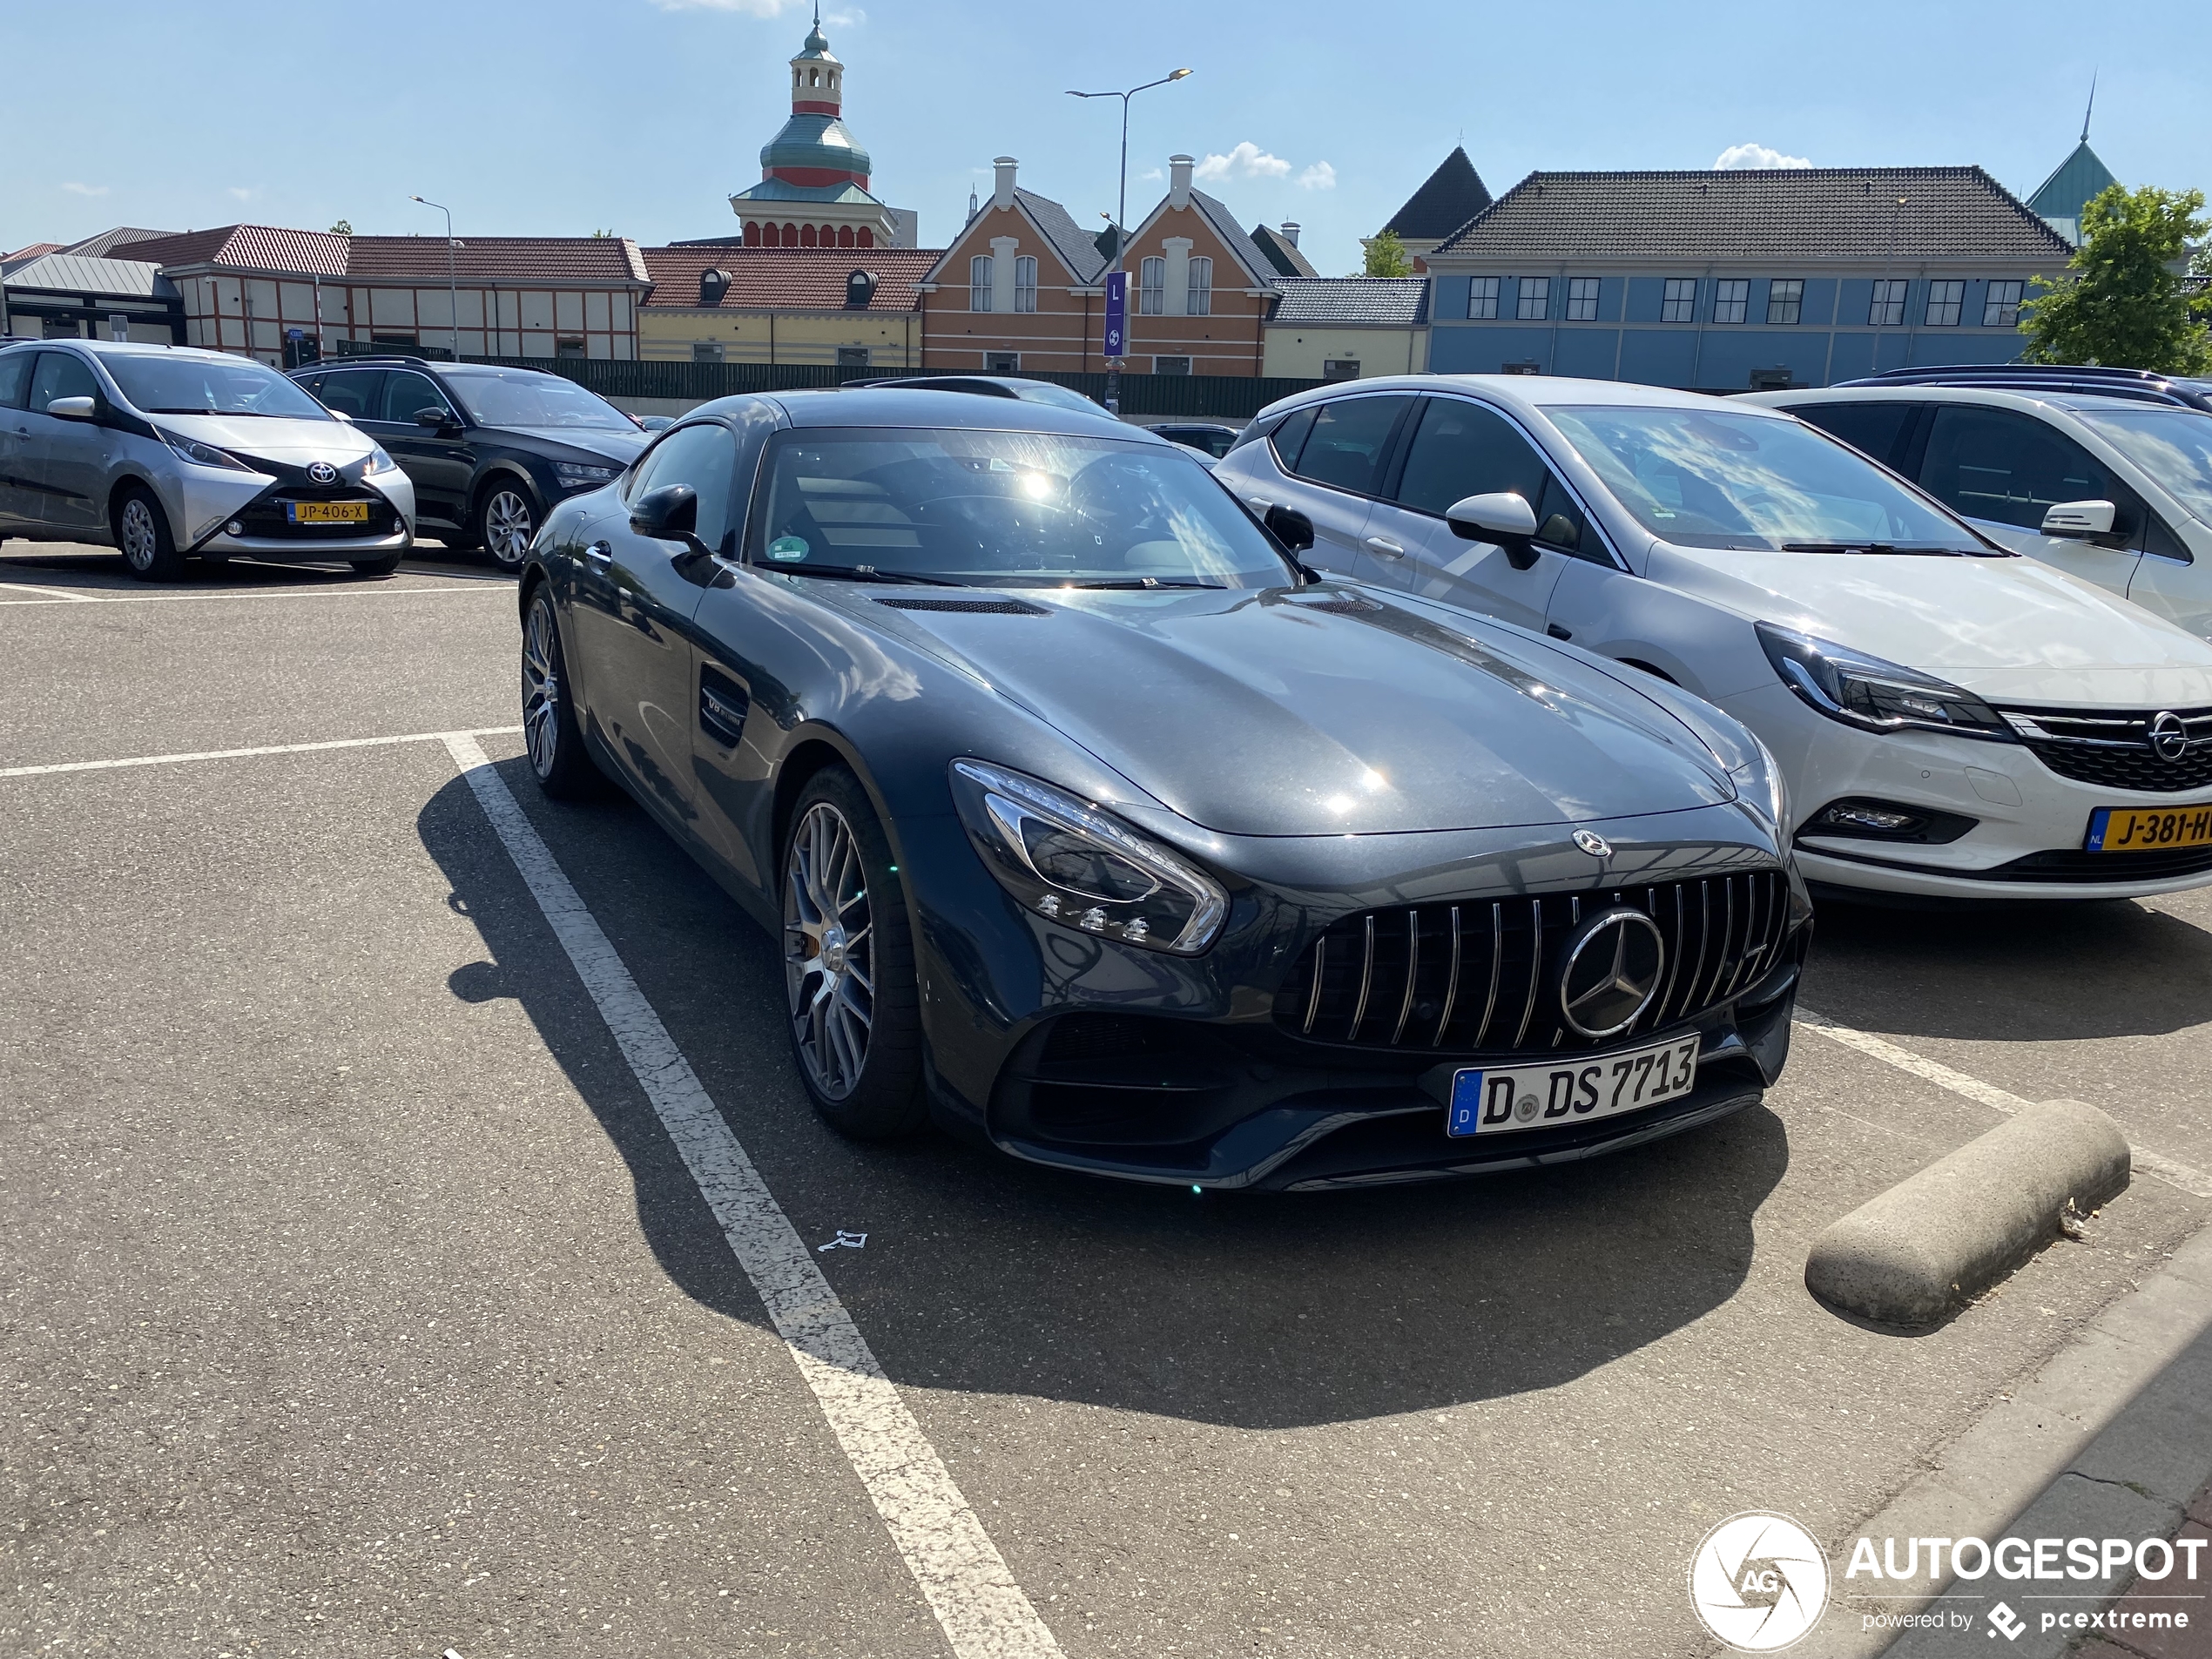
left=1103, top=271, right=1127, bottom=358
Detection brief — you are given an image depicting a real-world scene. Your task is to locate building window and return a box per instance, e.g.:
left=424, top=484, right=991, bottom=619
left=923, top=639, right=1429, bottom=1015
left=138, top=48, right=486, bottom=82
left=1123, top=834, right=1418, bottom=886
left=1186, top=256, right=1213, bottom=316
left=1139, top=257, right=1166, bottom=315
left=1767, top=279, right=1804, bottom=325
left=1661, top=279, right=1697, bottom=323
left=1014, top=255, right=1037, bottom=314
left=1322, top=359, right=1360, bottom=381
left=837, top=346, right=869, bottom=369
left=1564, top=278, right=1600, bottom=321
left=1514, top=278, right=1549, bottom=320
left=1467, top=278, right=1501, bottom=320
left=1983, top=280, right=2025, bottom=328
left=1712, top=280, right=1750, bottom=324
left=556, top=338, right=586, bottom=360
left=985, top=351, right=1019, bottom=372
left=1869, top=280, right=1907, bottom=327
left=1153, top=355, right=1190, bottom=374
left=691, top=341, right=725, bottom=362
left=969, top=255, right=993, bottom=313
left=1925, top=280, right=1965, bottom=327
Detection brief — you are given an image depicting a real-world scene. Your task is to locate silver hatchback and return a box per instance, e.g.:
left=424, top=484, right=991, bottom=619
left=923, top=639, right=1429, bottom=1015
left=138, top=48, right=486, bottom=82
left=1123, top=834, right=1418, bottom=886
left=0, top=340, right=415, bottom=579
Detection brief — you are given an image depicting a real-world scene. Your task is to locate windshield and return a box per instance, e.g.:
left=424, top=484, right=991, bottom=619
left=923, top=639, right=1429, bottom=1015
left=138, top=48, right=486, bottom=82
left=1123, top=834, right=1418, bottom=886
left=2080, top=409, right=2212, bottom=527
left=1546, top=406, right=1988, bottom=553
left=103, top=354, right=330, bottom=420
left=444, top=370, right=637, bottom=430
left=755, top=428, right=1295, bottom=589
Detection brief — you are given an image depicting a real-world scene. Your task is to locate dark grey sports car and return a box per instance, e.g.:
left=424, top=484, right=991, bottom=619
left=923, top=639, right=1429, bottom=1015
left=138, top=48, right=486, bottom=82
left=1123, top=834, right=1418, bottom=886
left=516, top=388, right=1810, bottom=1190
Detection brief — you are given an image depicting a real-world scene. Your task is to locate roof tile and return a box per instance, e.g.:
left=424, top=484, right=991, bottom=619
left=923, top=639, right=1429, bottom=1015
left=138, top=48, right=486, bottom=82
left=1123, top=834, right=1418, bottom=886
left=638, top=245, right=941, bottom=310
left=1268, top=277, right=1430, bottom=327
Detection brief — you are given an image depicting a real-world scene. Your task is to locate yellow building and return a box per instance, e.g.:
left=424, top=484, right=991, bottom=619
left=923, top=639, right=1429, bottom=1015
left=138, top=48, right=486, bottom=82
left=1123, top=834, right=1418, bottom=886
left=637, top=246, right=938, bottom=369
left=1260, top=277, right=1432, bottom=381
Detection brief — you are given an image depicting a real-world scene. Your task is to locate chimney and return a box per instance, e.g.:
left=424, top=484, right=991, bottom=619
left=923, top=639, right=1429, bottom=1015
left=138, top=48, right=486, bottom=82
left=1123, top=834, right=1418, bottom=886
left=993, top=157, right=1018, bottom=212
left=1280, top=221, right=1301, bottom=246
left=1169, top=154, right=1194, bottom=209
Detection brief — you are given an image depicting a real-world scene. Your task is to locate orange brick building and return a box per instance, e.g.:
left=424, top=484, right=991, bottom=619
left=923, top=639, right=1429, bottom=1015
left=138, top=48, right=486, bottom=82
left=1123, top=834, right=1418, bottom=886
left=918, top=157, right=1282, bottom=376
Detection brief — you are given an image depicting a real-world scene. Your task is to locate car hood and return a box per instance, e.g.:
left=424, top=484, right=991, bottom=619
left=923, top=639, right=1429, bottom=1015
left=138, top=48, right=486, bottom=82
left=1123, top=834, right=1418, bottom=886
left=1654, top=542, right=2212, bottom=705
left=495, top=426, right=650, bottom=464
left=850, top=583, right=1737, bottom=835
left=148, top=413, right=373, bottom=467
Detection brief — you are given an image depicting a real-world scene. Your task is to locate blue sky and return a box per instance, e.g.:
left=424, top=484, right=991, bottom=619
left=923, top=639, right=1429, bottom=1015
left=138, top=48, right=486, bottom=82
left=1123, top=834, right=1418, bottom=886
left=6, top=0, right=2209, bottom=275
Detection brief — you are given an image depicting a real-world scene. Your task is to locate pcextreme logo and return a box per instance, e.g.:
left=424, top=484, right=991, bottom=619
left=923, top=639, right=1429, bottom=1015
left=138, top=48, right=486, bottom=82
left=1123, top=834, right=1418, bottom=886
left=1689, top=1512, right=1831, bottom=1651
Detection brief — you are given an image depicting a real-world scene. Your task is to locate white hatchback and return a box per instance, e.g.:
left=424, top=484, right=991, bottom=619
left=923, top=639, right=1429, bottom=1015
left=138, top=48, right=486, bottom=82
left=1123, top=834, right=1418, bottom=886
left=1217, top=374, right=2212, bottom=902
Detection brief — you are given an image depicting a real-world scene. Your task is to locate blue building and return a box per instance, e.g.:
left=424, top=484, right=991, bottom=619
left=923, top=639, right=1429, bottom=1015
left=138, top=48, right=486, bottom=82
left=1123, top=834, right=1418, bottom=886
left=1423, top=166, right=2074, bottom=392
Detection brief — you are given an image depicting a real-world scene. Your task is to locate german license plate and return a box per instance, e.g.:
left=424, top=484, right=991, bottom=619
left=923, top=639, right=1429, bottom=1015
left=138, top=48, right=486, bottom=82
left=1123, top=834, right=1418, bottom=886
left=287, top=499, right=369, bottom=523
left=1446, top=1034, right=1701, bottom=1137
left=2086, top=806, right=2212, bottom=853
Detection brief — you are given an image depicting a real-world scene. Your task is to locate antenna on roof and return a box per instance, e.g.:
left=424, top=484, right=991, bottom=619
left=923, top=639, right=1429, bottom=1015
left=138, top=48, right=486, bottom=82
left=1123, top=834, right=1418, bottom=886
left=2080, top=69, right=2096, bottom=143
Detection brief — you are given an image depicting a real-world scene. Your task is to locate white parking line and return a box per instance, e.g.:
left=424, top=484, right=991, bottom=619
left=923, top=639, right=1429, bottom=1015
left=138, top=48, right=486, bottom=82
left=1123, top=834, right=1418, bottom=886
left=441, top=732, right=1062, bottom=1659
left=0, top=728, right=523, bottom=779
left=0, top=579, right=105, bottom=603
left=1796, top=1007, right=2212, bottom=1199
left=0, top=582, right=509, bottom=607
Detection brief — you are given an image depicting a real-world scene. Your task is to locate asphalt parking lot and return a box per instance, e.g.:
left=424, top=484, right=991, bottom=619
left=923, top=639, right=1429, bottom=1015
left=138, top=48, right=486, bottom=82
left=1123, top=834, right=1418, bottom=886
left=4, top=543, right=2210, bottom=1659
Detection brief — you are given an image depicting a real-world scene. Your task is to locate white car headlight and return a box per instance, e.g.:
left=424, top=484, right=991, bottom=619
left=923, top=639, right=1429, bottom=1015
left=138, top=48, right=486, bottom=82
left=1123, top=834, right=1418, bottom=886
left=1756, top=622, right=2013, bottom=742
left=361, top=445, right=400, bottom=477
left=154, top=426, right=252, bottom=471
left=949, top=759, right=1228, bottom=954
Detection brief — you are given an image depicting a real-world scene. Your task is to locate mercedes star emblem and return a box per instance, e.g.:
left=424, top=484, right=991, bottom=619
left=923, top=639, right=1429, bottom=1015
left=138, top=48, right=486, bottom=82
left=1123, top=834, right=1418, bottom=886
left=307, top=462, right=339, bottom=485
left=1557, top=907, right=1666, bottom=1039
left=1573, top=829, right=1612, bottom=859
left=2149, top=711, right=2189, bottom=763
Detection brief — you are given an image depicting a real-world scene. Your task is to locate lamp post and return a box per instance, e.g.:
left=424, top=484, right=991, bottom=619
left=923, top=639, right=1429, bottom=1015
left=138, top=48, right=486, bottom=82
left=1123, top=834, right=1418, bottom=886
left=1066, top=68, right=1191, bottom=415
left=408, top=194, right=461, bottom=361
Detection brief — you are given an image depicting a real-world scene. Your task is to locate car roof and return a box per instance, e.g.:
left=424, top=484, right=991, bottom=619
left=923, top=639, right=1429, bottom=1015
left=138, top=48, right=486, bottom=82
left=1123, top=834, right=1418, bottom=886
left=721, top=385, right=1175, bottom=441
left=1259, top=372, right=1797, bottom=424
left=1743, top=384, right=2174, bottom=416
left=8, top=338, right=236, bottom=364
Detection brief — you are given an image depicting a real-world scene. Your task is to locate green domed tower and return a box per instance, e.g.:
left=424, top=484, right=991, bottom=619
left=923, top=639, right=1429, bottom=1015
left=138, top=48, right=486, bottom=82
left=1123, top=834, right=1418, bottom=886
left=730, top=10, right=914, bottom=249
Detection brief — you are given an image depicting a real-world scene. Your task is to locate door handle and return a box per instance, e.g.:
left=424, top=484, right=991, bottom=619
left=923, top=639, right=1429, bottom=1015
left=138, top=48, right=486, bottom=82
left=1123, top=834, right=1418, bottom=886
left=1364, top=536, right=1406, bottom=559
left=584, top=541, right=612, bottom=565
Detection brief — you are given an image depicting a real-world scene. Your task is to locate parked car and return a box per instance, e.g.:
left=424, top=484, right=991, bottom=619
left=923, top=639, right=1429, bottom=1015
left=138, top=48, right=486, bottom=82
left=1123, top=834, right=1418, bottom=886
left=847, top=374, right=1109, bottom=415
left=1147, top=421, right=1243, bottom=463
left=1217, top=374, right=2212, bottom=904
left=289, top=357, right=647, bottom=569
left=1746, top=378, right=2212, bottom=641
left=516, top=387, right=1806, bottom=1188
left=635, top=414, right=677, bottom=432
left=0, top=339, right=414, bottom=579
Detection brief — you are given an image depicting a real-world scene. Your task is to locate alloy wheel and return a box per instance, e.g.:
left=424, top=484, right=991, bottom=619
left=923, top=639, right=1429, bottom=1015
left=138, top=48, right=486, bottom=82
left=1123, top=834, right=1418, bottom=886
left=521, top=597, right=562, bottom=779
left=118, top=498, right=158, bottom=572
left=484, top=489, right=535, bottom=568
left=785, top=801, right=875, bottom=1100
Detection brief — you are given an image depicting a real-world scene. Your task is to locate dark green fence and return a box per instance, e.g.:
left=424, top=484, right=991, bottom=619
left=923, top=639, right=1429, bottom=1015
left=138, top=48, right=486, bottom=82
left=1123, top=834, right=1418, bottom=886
left=451, top=354, right=1327, bottom=422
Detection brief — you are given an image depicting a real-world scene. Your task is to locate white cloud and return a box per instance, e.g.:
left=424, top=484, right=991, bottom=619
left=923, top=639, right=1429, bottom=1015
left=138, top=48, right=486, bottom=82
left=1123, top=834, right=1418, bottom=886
left=1297, top=161, right=1337, bottom=191
left=226, top=186, right=257, bottom=201
left=60, top=181, right=110, bottom=197
left=1714, top=142, right=1812, bottom=171
left=823, top=5, right=864, bottom=23
left=1193, top=142, right=1292, bottom=183
left=648, top=0, right=807, bottom=13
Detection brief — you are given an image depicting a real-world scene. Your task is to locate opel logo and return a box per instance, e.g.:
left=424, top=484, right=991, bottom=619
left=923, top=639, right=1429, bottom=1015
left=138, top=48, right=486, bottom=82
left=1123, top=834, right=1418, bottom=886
left=1573, top=829, right=1612, bottom=859
left=307, top=461, right=339, bottom=485
left=1558, top=908, right=1666, bottom=1040
left=2149, top=711, right=2189, bottom=762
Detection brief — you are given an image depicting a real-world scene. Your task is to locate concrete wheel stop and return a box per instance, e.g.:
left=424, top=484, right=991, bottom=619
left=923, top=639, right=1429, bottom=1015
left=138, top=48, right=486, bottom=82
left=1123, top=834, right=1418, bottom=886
left=1805, top=1098, right=2133, bottom=1329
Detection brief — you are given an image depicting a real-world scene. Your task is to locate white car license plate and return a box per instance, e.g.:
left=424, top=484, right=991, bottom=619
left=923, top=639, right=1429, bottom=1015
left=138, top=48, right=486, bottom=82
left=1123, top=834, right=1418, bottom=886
left=1446, top=1035, right=1701, bottom=1137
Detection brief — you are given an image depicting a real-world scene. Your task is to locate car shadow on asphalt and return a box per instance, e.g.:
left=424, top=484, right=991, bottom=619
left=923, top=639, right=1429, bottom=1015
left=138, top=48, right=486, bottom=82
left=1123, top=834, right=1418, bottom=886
left=1801, top=894, right=2212, bottom=1043
left=0, top=543, right=505, bottom=591
left=418, top=761, right=1791, bottom=1432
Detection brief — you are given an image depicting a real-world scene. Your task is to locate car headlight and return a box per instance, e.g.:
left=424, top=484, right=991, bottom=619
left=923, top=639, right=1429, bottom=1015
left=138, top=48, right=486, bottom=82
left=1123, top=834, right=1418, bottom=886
left=950, top=759, right=1229, bottom=954
left=361, top=445, right=400, bottom=477
left=554, top=461, right=620, bottom=489
left=154, top=426, right=251, bottom=471
left=1756, top=622, right=2013, bottom=742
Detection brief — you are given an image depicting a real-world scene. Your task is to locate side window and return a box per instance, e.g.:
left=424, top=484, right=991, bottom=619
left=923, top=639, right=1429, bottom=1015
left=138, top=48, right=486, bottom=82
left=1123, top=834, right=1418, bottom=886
left=1266, top=407, right=1317, bottom=471
left=1394, top=398, right=1597, bottom=559
left=1287, top=395, right=1412, bottom=496
left=29, top=352, right=99, bottom=411
left=314, top=371, right=381, bottom=419
left=1783, top=401, right=1917, bottom=470
left=1919, top=406, right=2129, bottom=536
left=378, top=369, right=454, bottom=426
left=0, top=351, right=32, bottom=410
left=628, top=422, right=738, bottom=553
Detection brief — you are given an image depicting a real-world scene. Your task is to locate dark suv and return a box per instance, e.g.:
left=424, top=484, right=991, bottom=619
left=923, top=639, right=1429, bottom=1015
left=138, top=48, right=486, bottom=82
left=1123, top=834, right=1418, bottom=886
left=289, top=358, right=648, bottom=568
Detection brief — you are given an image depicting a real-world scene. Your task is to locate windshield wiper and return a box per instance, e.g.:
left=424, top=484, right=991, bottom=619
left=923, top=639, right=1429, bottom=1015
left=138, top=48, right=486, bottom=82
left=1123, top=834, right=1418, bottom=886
left=779, top=564, right=966, bottom=587
left=1052, top=577, right=1224, bottom=590
left=1781, top=542, right=1964, bottom=556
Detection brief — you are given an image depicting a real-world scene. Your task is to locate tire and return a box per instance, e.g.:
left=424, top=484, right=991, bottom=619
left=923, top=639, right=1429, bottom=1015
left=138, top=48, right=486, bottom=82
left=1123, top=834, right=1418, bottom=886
left=781, top=765, right=927, bottom=1138
left=520, top=583, right=604, bottom=799
left=350, top=552, right=404, bottom=577
left=113, top=485, right=183, bottom=582
left=475, top=480, right=539, bottom=571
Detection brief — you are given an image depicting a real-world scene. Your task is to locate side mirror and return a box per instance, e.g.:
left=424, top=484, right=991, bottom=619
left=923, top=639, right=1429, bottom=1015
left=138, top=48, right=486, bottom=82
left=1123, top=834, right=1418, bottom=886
left=1445, top=490, right=1541, bottom=569
left=1264, top=502, right=1315, bottom=553
left=2041, top=499, right=2116, bottom=541
left=630, top=482, right=699, bottom=544
left=45, top=395, right=98, bottom=421
left=415, top=406, right=459, bottom=432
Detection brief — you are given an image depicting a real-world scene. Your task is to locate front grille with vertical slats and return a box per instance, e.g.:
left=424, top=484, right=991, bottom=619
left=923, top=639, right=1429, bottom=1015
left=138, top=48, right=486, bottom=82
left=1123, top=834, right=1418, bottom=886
left=1272, top=869, right=1792, bottom=1056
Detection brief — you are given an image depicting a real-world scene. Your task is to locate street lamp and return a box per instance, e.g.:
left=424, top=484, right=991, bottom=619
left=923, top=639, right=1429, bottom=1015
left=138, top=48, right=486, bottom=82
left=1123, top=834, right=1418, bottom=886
left=1067, top=68, right=1191, bottom=415
left=408, top=194, right=461, bottom=361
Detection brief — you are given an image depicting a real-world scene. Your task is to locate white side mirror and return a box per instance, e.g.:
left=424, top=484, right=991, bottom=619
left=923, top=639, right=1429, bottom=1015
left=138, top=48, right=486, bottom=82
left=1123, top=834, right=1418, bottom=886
left=2041, top=499, right=2115, bottom=540
left=45, top=395, right=98, bottom=421
left=1444, top=491, right=1538, bottom=543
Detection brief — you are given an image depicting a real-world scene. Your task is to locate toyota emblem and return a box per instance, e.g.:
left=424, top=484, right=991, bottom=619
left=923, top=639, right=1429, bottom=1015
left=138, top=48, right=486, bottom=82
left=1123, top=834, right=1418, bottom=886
left=307, top=461, right=339, bottom=485
left=2149, top=711, right=2189, bottom=763
left=1558, top=908, right=1666, bottom=1039
left=1573, top=828, right=1612, bottom=859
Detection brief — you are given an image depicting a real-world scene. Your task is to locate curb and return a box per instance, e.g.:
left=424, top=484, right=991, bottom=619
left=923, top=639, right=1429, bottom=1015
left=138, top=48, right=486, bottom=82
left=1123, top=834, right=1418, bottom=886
left=1806, top=1098, right=2133, bottom=1328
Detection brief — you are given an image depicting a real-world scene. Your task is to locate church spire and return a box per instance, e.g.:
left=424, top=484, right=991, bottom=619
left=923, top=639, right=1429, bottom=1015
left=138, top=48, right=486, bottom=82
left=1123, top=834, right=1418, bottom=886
left=2080, top=70, right=2096, bottom=144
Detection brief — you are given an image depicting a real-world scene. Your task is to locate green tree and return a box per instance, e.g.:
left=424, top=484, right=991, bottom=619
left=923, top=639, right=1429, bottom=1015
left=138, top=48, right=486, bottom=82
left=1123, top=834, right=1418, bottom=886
left=590, top=227, right=617, bottom=239
left=1361, top=228, right=1414, bottom=279
left=2019, top=184, right=2210, bottom=374
left=328, top=218, right=353, bottom=236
